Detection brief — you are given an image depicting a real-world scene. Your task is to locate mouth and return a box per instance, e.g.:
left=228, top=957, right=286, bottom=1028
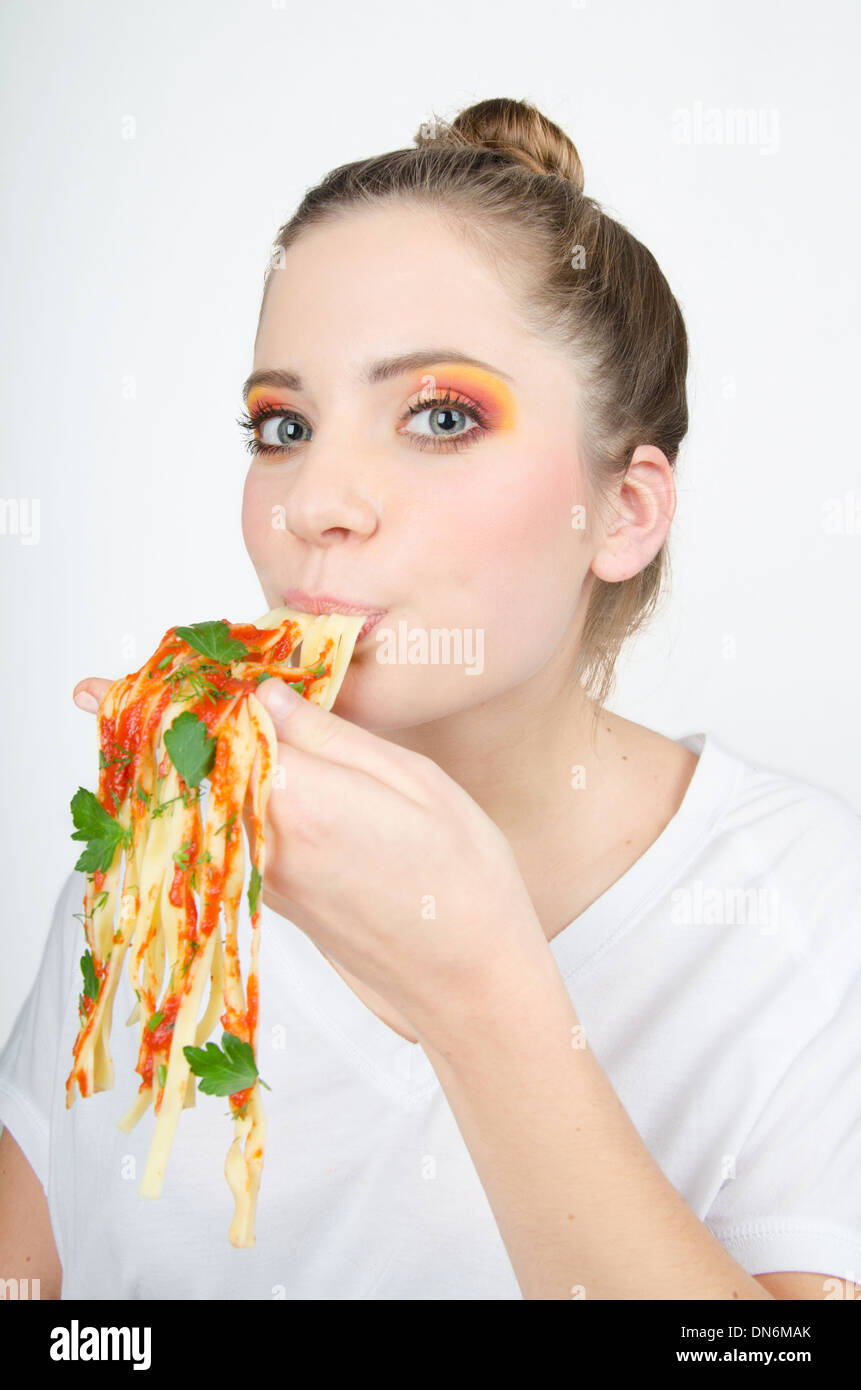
left=282, top=588, right=388, bottom=642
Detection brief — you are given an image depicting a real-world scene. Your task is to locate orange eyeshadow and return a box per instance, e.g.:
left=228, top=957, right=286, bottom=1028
left=246, top=387, right=287, bottom=415
left=245, top=362, right=518, bottom=432
left=414, top=363, right=517, bottom=432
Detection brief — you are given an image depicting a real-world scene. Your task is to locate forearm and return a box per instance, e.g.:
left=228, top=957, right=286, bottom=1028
left=415, top=952, right=775, bottom=1302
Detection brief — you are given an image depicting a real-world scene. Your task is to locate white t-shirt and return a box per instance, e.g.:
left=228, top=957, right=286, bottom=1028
left=2, top=729, right=861, bottom=1300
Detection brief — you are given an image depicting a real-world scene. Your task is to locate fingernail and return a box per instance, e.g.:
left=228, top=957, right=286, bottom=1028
left=74, top=691, right=98, bottom=713
left=259, top=680, right=301, bottom=717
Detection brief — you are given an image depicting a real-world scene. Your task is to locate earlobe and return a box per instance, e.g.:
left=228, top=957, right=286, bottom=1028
left=587, top=446, right=676, bottom=583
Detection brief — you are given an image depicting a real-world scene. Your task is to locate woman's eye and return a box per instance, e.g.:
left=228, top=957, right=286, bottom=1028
left=402, top=405, right=478, bottom=438
left=258, top=414, right=310, bottom=448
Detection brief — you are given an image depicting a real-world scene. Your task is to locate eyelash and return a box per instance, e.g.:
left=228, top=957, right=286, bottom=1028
left=235, top=387, right=490, bottom=460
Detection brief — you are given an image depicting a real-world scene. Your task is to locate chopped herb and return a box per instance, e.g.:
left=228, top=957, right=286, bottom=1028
left=147, top=1010, right=164, bottom=1031
left=179, top=939, right=200, bottom=978
left=80, top=950, right=99, bottom=1003
left=247, top=864, right=262, bottom=916
left=163, top=710, right=217, bottom=788
left=183, top=1031, right=270, bottom=1097
left=166, top=662, right=224, bottom=705
left=172, top=840, right=193, bottom=871
left=157, top=1063, right=167, bottom=1088
left=174, top=619, right=250, bottom=666
left=289, top=680, right=305, bottom=693
left=99, top=747, right=133, bottom=771
left=215, top=810, right=238, bottom=838
left=72, top=887, right=110, bottom=929
left=135, top=781, right=151, bottom=806
left=156, top=654, right=174, bottom=670
left=151, top=787, right=201, bottom=820
left=70, top=786, right=132, bottom=874
left=255, top=671, right=274, bottom=686
left=190, top=849, right=212, bottom=891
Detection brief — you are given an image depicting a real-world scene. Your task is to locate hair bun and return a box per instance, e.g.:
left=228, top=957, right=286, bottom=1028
left=416, top=97, right=585, bottom=192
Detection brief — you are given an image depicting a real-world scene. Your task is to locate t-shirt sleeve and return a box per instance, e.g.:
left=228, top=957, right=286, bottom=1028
left=704, top=793, right=861, bottom=1282
left=0, top=870, right=85, bottom=1193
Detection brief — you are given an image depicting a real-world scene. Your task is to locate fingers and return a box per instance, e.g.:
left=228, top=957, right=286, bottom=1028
left=253, top=678, right=437, bottom=805
left=72, top=678, right=113, bottom=714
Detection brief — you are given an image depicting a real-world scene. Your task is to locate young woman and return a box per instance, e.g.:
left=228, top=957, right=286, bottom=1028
left=2, top=98, right=859, bottom=1301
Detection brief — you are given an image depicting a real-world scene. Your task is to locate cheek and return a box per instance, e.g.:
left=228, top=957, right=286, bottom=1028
left=241, top=469, right=277, bottom=562
left=439, top=447, right=589, bottom=624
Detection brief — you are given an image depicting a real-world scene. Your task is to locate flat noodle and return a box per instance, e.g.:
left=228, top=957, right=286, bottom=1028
left=66, top=606, right=363, bottom=1245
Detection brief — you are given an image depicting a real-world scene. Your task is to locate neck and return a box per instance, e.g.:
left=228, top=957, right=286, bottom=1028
left=382, top=651, right=611, bottom=856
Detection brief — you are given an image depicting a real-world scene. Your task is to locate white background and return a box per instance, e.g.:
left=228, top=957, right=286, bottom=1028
left=1, top=0, right=858, bottom=1044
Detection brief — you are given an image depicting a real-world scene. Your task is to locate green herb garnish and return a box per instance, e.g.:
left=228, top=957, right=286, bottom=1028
left=248, top=864, right=262, bottom=916
left=80, top=950, right=99, bottom=1003
left=174, top=619, right=249, bottom=666
left=183, top=1031, right=270, bottom=1096
left=70, top=787, right=132, bottom=873
left=163, top=711, right=217, bottom=788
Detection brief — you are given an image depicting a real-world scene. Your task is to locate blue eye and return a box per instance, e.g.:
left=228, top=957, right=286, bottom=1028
left=402, top=404, right=476, bottom=438
left=258, top=414, right=308, bottom=448
left=237, top=408, right=310, bottom=458
left=236, top=386, right=491, bottom=461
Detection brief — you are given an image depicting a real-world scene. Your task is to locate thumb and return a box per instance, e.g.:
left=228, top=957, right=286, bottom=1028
left=253, top=677, right=342, bottom=753
left=73, top=677, right=114, bottom=714
left=253, top=676, right=428, bottom=802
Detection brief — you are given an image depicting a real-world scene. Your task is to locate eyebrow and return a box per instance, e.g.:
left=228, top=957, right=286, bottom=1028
left=242, top=350, right=515, bottom=402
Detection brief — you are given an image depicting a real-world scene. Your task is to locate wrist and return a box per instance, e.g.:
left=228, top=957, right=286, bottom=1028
left=412, top=935, right=576, bottom=1063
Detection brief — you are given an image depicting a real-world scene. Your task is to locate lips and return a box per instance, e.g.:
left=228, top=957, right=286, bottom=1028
left=282, top=588, right=387, bottom=641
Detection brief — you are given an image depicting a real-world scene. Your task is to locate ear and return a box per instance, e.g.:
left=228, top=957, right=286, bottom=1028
left=589, top=445, right=677, bottom=583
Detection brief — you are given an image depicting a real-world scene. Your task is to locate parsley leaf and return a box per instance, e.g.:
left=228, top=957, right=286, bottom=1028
left=163, top=711, right=217, bottom=788
left=248, top=864, right=262, bottom=916
left=174, top=619, right=249, bottom=666
left=70, top=787, right=131, bottom=873
left=183, top=1031, right=270, bottom=1096
left=80, top=950, right=99, bottom=1003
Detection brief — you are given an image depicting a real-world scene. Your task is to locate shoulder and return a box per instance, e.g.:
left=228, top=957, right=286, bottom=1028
left=702, top=734, right=861, bottom=980
left=709, top=734, right=861, bottom=869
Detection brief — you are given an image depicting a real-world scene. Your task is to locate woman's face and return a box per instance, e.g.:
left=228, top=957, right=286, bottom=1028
left=242, top=204, right=597, bottom=732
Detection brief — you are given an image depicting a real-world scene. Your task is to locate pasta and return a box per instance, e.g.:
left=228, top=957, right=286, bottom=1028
left=65, top=605, right=363, bottom=1246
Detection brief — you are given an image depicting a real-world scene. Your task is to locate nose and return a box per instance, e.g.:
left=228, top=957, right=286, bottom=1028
left=278, top=433, right=380, bottom=547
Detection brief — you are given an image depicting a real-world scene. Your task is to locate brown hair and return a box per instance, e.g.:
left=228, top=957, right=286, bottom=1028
left=261, top=97, right=689, bottom=714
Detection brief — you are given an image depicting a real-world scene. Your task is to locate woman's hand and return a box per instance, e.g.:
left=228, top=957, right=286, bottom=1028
left=73, top=678, right=111, bottom=714
left=71, top=674, right=550, bottom=1046
left=252, top=678, right=551, bottom=1041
